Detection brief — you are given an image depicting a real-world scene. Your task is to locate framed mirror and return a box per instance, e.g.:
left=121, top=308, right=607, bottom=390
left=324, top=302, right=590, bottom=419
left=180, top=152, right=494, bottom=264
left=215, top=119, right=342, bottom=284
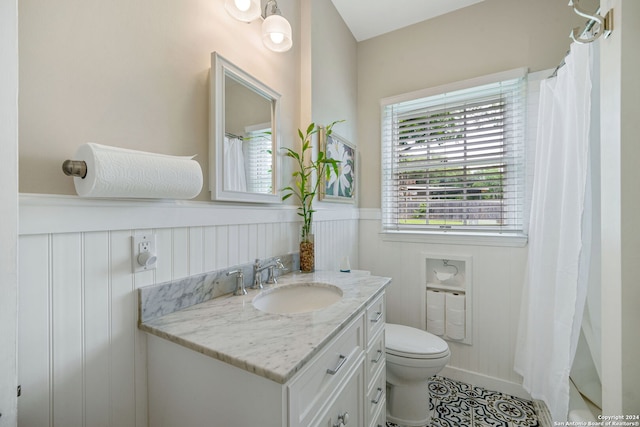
left=210, top=52, right=281, bottom=203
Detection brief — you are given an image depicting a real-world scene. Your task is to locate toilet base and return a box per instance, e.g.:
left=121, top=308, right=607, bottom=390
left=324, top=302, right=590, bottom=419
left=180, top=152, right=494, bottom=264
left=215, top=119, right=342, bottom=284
left=386, top=381, right=432, bottom=427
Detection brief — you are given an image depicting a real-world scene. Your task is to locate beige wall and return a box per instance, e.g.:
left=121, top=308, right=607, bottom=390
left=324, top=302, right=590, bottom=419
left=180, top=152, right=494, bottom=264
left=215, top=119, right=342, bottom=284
left=309, top=0, right=357, bottom=144
left=18, top=0, right=301, bottom=200
left=19, top=0, right=360, bottom=205
left=356, top=0, right=585, bottom=208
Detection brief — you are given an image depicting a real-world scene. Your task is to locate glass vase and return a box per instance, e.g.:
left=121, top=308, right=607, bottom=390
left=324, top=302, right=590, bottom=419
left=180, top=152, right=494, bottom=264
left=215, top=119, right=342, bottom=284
left=300, top=233, right=315, bottom=273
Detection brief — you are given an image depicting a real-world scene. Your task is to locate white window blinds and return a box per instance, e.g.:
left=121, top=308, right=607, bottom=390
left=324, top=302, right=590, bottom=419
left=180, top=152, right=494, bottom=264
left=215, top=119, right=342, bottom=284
left=245, top=131, right=273, bottom=194
left=381, top=76, right=526, bottom=235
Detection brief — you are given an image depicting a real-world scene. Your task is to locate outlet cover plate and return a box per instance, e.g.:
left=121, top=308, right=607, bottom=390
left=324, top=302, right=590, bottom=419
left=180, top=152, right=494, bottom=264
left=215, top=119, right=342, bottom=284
left=132, top=233, right=157, bottom=273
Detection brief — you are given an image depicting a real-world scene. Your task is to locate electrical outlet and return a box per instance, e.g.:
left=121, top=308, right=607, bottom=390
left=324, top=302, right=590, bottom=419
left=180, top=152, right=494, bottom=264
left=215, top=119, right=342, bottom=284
left=132, top=234, right=157, bottom=273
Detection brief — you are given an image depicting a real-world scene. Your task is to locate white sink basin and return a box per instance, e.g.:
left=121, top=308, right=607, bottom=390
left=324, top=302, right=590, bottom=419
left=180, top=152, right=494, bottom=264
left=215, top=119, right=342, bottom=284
left=252, top=282, right=343, bottom=314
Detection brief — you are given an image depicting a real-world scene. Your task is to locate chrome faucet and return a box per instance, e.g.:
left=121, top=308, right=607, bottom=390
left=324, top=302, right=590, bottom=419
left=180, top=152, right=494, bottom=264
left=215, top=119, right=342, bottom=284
left=227, top=269, right=246, bottom=296
left=266, top=259, right=286, bottom=284
left=252, top=258, right=287, bottom=289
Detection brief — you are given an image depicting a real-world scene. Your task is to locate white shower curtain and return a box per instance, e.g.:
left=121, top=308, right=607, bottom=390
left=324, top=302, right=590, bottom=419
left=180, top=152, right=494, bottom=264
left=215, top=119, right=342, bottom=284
left=514, top=42, right=593, bottom=421
left=224, top=136, right=247, bottom=192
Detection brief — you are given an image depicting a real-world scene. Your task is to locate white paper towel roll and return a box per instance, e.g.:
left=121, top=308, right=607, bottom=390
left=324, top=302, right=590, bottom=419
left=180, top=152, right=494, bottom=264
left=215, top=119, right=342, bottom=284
left=73, top=143, right=203, bottom=199
left=445, top=292, right=466, bottom=340
left=426, top=290, right=445, bottom=336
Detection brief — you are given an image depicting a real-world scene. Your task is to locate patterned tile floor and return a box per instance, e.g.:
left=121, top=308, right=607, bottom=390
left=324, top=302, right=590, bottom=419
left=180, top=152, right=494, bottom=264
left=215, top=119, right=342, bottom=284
left=387, top=376, right=540, bottom=427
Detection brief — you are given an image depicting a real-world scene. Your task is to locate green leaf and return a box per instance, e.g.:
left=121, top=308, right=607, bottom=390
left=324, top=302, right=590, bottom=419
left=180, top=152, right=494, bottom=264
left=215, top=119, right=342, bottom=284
left=281, top=193, right=292, bottom=201
left=325, top=119, right=345, bottom=136
left=306, top=123, right=315, bottom=135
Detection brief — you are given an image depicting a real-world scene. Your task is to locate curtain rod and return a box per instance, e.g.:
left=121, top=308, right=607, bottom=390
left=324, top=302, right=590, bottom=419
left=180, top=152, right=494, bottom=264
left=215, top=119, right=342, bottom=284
left=225, top=131, right=244, bottom=140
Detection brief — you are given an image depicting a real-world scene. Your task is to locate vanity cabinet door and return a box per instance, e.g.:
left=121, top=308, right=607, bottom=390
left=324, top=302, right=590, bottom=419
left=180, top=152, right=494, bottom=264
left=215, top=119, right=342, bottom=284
left=370, top=400, right=387, bottom=427
left=365, top=291, right=387, bottom=427
left=366, top=292, right=385, bottom=344
left=309, top=362, right=364, bottom=427
left=366, top=362, right=386, bottom=426
left=288, top=314, right=365, bottom=427
left=365, top=327, right=385, bottom=390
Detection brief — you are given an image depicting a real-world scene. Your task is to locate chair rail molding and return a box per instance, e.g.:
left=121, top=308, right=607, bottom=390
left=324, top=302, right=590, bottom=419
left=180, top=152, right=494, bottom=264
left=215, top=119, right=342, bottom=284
left=19, top=193, right=360, bottom=235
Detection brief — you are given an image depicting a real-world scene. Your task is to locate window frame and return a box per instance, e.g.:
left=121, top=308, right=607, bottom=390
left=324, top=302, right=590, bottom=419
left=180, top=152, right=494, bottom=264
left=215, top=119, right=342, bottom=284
left=380, top=68, right=529, bottom=245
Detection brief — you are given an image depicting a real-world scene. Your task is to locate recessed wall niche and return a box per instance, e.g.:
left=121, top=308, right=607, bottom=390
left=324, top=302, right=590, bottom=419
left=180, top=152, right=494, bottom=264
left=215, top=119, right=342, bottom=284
left=421, top=254, right=473, bottom=345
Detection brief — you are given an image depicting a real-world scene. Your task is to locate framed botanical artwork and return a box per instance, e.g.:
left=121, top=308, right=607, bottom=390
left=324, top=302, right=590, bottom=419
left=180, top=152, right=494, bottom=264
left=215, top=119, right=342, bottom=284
left=319, top=129, right=356, bottom=203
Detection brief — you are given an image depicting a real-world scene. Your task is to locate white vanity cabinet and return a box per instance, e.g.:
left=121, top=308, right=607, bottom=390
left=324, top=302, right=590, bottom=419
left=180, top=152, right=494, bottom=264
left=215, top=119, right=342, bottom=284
left=142, top=271, right=390, bottom=427
left=146, top=290, right=387, bottom=427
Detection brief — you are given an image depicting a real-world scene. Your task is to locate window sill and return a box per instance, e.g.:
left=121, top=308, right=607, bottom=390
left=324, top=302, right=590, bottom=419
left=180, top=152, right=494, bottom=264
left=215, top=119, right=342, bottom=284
left=379, top=230, right=528, bottom=248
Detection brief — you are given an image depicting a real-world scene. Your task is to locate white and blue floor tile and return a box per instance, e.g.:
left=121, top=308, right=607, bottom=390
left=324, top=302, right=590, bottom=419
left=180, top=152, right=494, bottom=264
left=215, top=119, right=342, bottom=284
left=387, top=376, right=540, bottom=427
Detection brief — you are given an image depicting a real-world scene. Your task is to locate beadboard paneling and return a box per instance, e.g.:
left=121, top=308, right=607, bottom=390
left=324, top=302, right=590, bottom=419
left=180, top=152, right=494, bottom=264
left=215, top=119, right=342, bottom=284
left=18, top=195, right=359, bottom=427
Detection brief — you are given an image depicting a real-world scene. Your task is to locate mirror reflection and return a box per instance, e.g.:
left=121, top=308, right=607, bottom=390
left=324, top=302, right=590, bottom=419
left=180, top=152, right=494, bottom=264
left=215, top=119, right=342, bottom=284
left=224, top=75, right=273, bottom=194
left=210, top=52, right=281, bottom=203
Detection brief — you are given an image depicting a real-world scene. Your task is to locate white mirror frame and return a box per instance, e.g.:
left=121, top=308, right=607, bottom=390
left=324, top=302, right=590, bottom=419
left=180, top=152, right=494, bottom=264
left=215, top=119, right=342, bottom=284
left=210, top=52, right=282, bottom=203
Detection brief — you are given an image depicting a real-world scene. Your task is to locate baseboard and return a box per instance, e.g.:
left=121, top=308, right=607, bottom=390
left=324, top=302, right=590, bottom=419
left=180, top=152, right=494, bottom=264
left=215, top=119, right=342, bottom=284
left=440, top=366, right=532, bottom=400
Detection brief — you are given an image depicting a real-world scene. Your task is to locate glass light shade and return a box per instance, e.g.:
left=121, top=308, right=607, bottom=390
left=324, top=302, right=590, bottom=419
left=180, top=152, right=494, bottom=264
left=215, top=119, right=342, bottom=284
left=225, top=0, right=261, bottom=22
left=262, top=14, right=292, bottom=52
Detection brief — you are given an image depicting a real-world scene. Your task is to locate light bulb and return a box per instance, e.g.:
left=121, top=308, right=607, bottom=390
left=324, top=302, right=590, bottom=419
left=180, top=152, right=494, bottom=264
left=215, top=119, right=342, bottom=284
left=269, top=32, right=284, bottom=45
left=225, top=0, right=260, bottom=22
left=234, top=0, right=251, bottom=12
left=262, top=13, right=292, bottom=52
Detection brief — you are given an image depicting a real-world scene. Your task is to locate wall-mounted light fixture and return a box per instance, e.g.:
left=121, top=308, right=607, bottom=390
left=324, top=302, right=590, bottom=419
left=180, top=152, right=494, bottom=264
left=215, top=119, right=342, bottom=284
left=225, top=0, right=292, bottom=53
left=261, top=0, right=292, bottom=52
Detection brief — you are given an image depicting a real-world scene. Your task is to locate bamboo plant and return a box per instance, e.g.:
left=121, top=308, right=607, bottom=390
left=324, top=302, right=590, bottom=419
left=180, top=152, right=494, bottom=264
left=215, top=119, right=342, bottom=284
left=281, top=121, right=342, bottom=243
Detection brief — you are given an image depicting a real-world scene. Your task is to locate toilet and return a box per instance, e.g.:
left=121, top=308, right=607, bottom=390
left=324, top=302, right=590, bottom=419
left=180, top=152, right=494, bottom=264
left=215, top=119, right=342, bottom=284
left=385, top=323, right=451, bottom=426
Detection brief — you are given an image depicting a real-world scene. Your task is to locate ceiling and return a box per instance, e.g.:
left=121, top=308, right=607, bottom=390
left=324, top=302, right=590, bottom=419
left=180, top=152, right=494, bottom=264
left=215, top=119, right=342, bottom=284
left=330, top=0, right=485, bottom=42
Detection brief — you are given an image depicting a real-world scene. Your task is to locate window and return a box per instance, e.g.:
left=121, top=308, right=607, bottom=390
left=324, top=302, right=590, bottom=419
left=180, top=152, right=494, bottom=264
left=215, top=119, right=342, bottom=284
left=381, top=71, right=526, bottom=236
left=245, top=126, right=273, bottom=194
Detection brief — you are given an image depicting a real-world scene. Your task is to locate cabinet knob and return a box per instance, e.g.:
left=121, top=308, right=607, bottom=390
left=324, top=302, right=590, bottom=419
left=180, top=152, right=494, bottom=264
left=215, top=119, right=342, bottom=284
left=333, top=411, right=349, bottom=427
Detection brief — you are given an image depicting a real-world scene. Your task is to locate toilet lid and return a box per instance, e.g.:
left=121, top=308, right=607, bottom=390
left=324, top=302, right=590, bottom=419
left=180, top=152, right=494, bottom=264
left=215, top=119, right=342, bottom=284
left=385, top=323, right=449, bottom=359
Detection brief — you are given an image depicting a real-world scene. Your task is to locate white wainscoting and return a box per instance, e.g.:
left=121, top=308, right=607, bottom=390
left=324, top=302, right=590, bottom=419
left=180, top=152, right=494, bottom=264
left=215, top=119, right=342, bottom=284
left=17, top=195, right=359, bottom=427
left=358, top=211, right=530, bottom=396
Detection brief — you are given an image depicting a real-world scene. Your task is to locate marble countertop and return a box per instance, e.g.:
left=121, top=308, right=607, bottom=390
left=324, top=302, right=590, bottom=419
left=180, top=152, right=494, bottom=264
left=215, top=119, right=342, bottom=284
left=139, top=270, right=390, bottom=384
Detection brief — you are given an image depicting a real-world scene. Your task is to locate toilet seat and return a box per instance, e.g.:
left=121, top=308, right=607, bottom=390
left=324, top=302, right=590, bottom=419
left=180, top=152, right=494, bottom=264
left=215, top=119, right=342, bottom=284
left=386, top=323, right=449, bottom=359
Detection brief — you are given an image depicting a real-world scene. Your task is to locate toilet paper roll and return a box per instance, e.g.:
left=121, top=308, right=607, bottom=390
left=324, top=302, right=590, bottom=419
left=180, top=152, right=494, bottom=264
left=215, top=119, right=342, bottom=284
left=446, top=321, right=465, bottom=340
left=427, top=305, right=445, bottom=321
left=427, top=319, right=445, bottom=336
left=73, top=143, right=203, bottom=199
left=446, top=308, right=465, bottom=326
left=426, top=289, right=445, bottom=324
left=445, top=293, right=466, bottom=340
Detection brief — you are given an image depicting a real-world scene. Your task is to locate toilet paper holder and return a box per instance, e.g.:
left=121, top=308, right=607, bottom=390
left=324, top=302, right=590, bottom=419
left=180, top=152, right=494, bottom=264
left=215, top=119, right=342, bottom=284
left=62, top=160, right=88, bottom=178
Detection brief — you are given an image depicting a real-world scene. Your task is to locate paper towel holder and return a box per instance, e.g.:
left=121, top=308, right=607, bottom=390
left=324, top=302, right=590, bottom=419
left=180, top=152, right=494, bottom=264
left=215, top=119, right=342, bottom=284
left=62, top=160, right=88, bottom=178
